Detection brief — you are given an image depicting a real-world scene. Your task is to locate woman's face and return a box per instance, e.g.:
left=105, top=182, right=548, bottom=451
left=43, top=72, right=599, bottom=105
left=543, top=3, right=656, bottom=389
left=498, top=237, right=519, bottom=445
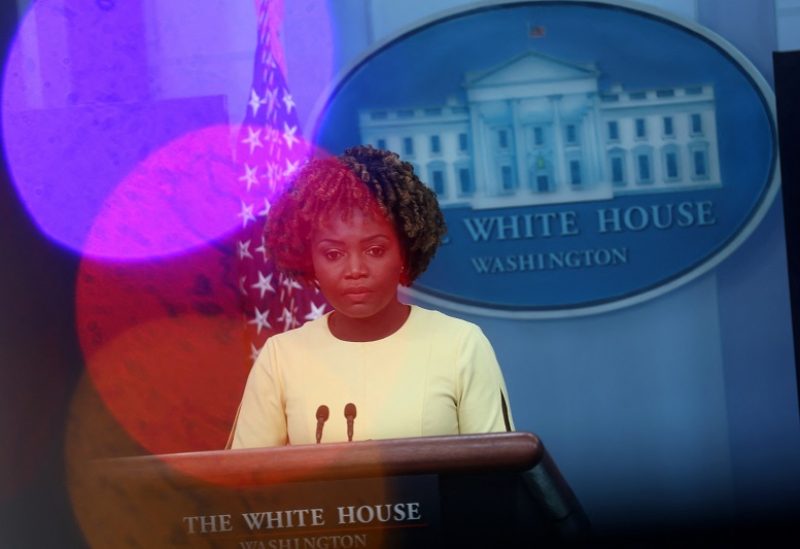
left=311, top=208, right=405, bottom=321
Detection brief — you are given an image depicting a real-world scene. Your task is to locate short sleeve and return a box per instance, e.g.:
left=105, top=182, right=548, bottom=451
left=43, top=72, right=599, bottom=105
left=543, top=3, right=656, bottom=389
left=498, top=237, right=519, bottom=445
left=230, top=340, right=288, bottom=448
left=456, top=324, right=515, bottom=434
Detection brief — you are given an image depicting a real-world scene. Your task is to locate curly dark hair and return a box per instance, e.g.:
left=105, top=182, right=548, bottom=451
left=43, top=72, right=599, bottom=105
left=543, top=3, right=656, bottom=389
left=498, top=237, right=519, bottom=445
left=263, top=145, right=447, bottom=287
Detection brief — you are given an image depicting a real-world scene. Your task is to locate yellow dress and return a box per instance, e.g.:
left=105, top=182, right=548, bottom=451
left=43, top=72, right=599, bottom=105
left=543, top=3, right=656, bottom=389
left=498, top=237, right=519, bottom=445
left=231, top=305, right=514, bottom=448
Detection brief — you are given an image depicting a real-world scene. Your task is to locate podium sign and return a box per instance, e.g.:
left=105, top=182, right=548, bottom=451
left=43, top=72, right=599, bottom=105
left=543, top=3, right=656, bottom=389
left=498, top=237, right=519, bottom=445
left=77, top=433, right=584, bottom=547
left=93, top=471, right=440, bottom=547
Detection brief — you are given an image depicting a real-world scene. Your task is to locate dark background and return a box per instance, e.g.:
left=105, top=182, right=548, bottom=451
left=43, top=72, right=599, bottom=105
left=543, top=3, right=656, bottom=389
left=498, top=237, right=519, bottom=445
left=775, top=49, right=800, bottom=424
left=0, top=2, right=86, bottom=546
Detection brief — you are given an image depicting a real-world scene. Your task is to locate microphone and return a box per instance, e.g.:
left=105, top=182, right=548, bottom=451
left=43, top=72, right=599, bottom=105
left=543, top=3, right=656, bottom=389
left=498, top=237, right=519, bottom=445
left=344, top=403, right=357, bottom=442
left=315, top=405, right=329, bottom=444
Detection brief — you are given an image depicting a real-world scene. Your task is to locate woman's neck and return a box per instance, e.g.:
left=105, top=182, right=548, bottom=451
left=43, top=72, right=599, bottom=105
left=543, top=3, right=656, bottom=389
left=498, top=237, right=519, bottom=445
left=328, top=301, right=411, bottom=342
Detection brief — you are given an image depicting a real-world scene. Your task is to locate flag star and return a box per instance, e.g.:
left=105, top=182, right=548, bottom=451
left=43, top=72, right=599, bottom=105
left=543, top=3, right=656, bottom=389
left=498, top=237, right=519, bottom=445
left=283, top=159, right=299, bottom=177
left=248, top=89, right=263, bottom=117
left=248, top=307, right=271, bottom=334
left=238, top=201, right=256, bottom=228
left=282, top=89, right=295, bottom=113
left=283, top=123, right=299, bottom=149
left=266, top=51, right=277, bottom=69
left=281, top=275, right=303, bottom=293
left=251, top=271, right=275, bottom=298
left=239, top=275, right=248, bottom=296
left=305, top=301, right=328, bottom=321
left=271, top=126, right=284, bottom=146
left=242, top=126, right=263, bottom=154
left=278, top=307, right=297, bottom=331
left=264, top=87, right=278, bottom=115
left=255, top=236, right=269, bottom=260
left=238, top=239, right=253, bottom=259
left=258, top=198, right=271, bottom=217
left=239, top=164, right=259, bottom=192
left=261, top=127, right=278, bottom=150
left=250, top=343, right=263, bottom=363
left=266, top=161, right=280, bottom=185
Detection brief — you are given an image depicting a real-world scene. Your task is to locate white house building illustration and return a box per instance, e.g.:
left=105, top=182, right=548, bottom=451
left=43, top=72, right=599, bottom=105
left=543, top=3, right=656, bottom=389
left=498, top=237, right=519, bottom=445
left=358, top=51, right=721, bottom=209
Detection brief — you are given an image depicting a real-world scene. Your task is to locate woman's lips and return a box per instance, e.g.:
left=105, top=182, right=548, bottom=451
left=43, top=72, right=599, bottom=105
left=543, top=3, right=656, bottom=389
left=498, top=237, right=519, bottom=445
left=343, top=287, right=371, bottom=300
left=343, top=287, right=371, bottom=294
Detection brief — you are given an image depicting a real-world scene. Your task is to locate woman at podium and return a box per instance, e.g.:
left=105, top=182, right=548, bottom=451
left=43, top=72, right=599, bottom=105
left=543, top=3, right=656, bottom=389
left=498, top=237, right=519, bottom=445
left=230, top=146, right=514, bottom=448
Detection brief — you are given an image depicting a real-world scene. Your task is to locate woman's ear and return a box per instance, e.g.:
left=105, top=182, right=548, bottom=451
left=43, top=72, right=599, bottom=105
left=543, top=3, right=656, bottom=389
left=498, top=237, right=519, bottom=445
left=399, top=264, right=411, bottom=287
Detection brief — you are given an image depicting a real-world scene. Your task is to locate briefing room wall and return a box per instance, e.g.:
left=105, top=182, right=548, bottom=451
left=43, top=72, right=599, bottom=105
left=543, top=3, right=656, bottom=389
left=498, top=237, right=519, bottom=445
left=320, top=0, right=800, bottom=530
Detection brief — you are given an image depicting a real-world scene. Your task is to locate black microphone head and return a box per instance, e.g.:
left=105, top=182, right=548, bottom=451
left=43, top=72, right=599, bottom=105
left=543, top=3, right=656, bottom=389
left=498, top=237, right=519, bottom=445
left=344, top=403, right=357, bottom=419
left=316, top=405, right=329, bottom=421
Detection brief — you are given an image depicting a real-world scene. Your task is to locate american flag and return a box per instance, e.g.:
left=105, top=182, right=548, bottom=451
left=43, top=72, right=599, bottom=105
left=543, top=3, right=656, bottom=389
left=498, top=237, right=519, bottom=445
left=235, top=0, right=329, bottom=361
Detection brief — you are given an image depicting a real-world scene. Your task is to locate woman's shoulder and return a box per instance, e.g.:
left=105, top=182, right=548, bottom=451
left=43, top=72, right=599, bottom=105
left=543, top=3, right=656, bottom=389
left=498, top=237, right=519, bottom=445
left=406, top=306, right=495, bottom=365
left=409, top=305, right=482, bottom=337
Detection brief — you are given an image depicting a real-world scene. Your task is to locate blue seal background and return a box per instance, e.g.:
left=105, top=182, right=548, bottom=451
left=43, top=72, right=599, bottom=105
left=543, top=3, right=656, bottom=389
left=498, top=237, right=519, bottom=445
left=316, top=2, right=776, bottom=312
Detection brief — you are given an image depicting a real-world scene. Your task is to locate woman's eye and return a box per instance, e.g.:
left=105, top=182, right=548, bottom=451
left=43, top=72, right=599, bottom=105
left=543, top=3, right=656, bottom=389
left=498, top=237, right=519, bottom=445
left=324, top=250, right=342, bottom=261
left=366, top=246, right=385, bottom=257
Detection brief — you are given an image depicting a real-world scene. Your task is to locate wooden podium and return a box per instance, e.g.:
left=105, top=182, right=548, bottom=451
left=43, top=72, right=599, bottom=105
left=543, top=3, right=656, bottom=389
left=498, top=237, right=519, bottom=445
left=83, top=432, right=587, bottom=547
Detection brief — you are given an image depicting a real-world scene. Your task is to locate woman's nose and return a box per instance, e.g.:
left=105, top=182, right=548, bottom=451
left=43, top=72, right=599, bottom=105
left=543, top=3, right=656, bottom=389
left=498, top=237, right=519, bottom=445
left=344, top=254, right=368, bottom=279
